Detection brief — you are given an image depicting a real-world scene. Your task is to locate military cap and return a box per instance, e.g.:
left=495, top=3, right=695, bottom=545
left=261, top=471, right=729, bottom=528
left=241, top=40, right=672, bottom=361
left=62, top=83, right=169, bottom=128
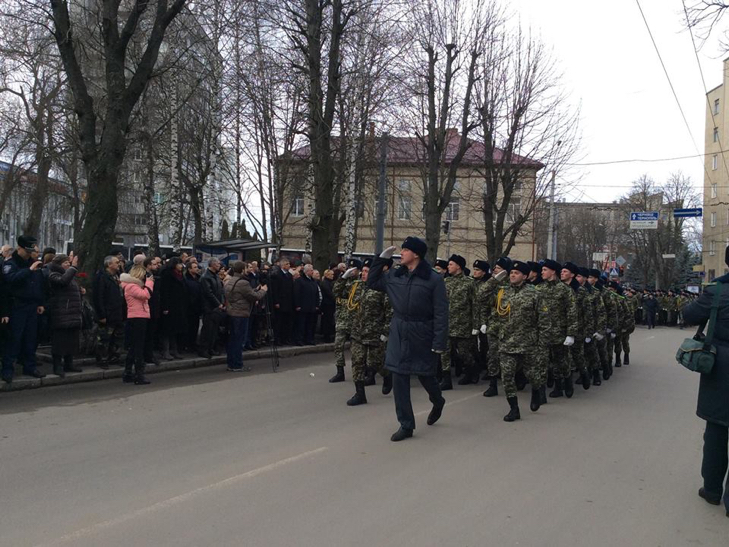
left=562, top=262, right=579, bottom=275
left=401, top=236, right=427, bottom=258
left=588, top=268, right=601, bottom=278
left=17, top=235, right=37, bottom=249
left=448, top=254, right=466, bottom=270
left=527, top=261, right=540, bottom=273
left=543, top=259, right=561, bottom=273
left=435, top=259, right=448, bottom=269
left=511, top=261, right=531, bottom=276
left=347, top=258, right=363, bottom=270
left=578, top=267, right=590, bottom=278
left=495, top=256, right=513, bottom=272
left=362, top=257, right=374, bottom=268
left=473, top=260, right=490, bottom=273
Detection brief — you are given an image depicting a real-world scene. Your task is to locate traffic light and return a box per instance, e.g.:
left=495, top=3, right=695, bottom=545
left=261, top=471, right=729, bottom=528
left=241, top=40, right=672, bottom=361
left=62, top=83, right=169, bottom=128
left=442, top=220, right=450, bottom=234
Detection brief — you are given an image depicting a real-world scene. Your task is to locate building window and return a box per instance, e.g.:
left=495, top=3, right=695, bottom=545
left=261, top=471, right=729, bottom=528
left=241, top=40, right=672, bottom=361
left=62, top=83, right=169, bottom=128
left=398, top=196, right=412, bottom=220
left=397, top=179, right=412, bottom=192
left=711, top=211, right=717, bottom=227
left=709, top=268, right=716, bottom=280
left=715, top=99, right=720, bottom=115
left=713, top=155, right=718, bottom=170
left=714, top=127, right=719, bottom=143
left=710, top=240, right=717, bottom=256
left=507, top=197, right=522, bottom=223
left=292, top=194, right=304, bottom=217
left=712, top=183, right=718, bottom=199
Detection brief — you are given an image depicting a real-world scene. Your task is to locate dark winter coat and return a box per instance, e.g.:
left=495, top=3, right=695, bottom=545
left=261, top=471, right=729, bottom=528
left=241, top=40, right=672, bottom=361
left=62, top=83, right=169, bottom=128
left=185, top=272, right=203, bottom=316
left=92, top=270, right=125, bottom=325
left=367, top=258, right=448, bottom=376
left=271, top=268, right=294, bottom=311
left=294, top=275, right=321, bottom=313
left=47, top=263, right=83, bottom=331
left=147, top=272, right=162, bottom=320
left=201, top=268, right=225, bottom=313
left=683, top=275, right=729, bottom=427
left=320, top=278, right=335, bottom=311
left=160, top=266, right=188, bottom=334
left=3, top=251, right=46, bottom=307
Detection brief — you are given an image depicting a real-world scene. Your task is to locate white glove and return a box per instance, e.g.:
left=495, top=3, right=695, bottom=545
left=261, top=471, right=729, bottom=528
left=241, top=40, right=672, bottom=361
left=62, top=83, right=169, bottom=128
left=471, top=329, right=479, bottom=336
left=610, top=332, right=616, bottom=339
left=380, top=334, right=388, bottom=342
left=432, top=349, right=444, bottom=354
left=342, top=267, right=358, bottom=279
left=380, top=246, right=397, bottom=259
left=494, top=270, right=508, bottom=282
left=563, top=336, right=575, bottom=346
left=594, top=332, right=604, bottom=341
left=585, top=337, right=592, bottom=344
left=480, top=324, right=487, bottom=334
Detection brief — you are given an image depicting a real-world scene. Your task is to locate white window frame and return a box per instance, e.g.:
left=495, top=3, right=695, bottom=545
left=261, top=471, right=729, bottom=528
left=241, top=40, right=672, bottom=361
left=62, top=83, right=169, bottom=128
left=711, top=211, right=717, bottom=227
left=398, top=196, right=412, bottom=220
left=713, top=155, right=718, bottom=170
left=710, top=240, right=717, bottom=256
left=292, top=195, right=305, bottom=217
left=714, top=127, right=719, bottom=143
left=715, top=98, right=720, bottom=115
left=712, top=183, right=718, bottom=199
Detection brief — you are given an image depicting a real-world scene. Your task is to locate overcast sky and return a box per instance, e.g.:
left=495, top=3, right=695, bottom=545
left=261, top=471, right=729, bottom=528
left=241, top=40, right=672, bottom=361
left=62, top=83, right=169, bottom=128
left=511, top=0, right=726, bottom=204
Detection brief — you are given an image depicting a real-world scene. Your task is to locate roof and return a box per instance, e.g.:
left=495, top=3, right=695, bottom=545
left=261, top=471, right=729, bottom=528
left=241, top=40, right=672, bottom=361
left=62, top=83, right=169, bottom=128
left=288, top=133, right=544, bottom=169
left=196, top=239, right=272, bottom=252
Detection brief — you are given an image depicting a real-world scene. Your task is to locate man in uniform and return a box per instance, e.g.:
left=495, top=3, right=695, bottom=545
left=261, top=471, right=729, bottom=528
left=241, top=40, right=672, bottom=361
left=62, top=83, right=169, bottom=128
left=479, top=257, right=512, bottom=397
left=1, top=235, right=46, bottom=383
left=527, top=261, right=542, bottom=285
left=579, top=267, right=606, bottom=386
left=561, top=262, right=591, bottom=391
left=330, top=258, right=363, bottom=383
left=435, top=259, right=448, bottom=276
left=494, top=260, right=545, bottom=421
left=609, top=280, right=634, bottom=367
left=472, top=260, right=491, bottom=380
left=338, top=258, right=393, bottom=405
left=440, top=254, right=479, bottom=390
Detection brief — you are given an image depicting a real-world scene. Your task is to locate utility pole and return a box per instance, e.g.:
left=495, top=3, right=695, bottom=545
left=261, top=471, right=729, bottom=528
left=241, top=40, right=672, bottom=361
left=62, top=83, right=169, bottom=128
left=546, top=141, right=562, bottom=261
left=375, top=132, right=388, bottom=255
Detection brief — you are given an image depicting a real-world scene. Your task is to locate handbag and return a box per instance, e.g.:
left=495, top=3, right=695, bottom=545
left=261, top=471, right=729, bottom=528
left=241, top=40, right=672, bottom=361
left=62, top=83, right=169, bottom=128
left=676, top=282, right=724, bottom=374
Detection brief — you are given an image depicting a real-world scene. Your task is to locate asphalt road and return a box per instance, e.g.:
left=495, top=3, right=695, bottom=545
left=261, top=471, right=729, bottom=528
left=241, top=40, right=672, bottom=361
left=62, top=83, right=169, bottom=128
left=0, top=327, right=726, bottom=547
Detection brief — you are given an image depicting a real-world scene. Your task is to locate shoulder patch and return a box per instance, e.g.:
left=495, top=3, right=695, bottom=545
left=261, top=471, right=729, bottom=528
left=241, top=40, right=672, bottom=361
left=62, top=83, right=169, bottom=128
left=3, top=264, right=11, bottom=275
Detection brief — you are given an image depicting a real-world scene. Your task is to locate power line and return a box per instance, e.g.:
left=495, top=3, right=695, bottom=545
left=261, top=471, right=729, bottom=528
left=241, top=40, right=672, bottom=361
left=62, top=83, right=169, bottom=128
left=567, top=149, right=729, bottom=166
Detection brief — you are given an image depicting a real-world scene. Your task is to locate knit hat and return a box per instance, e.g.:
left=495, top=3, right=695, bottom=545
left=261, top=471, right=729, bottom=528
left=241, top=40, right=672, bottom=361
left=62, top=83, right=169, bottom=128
left=494, top=256, right=513, bottom=272
left=448, top=254, right=466, bottom=271
left=562, top=262, right=579, bottom=276
left=473, top=260, right=490, bottom=273
left=543, top=259, right=561, bottom=273
left=347, top=258, right=363, bottom=270
left=401, top=236, right=427, bottom=258
left=511, top=261, right=531, bottom=276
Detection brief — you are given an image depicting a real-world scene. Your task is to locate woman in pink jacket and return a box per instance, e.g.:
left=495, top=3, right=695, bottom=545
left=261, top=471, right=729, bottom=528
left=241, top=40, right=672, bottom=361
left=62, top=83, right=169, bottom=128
left=120, top=265, right=154, bottom=385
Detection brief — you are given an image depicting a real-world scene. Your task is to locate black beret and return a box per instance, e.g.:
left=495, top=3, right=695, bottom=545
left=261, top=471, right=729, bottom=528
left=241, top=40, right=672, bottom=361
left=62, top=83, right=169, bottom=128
left=578, top=267, right=590, bottom=277
left=435, top=259, right=448, bottom=269
left=527, top=261, right=540, bottom=273
left=562, top=262, right=579, bottom=276
left=348, top=258, right=363, bottom=270
left=511, top=261, right=531, bottom=275
left=588, top=268, right=601, bottom=278
left=543, top=259, right=562, bottom=273
left=17, top=235, right=37, bottom=249
left=448, top=254, right=466, bottom=271
left=402, top=236, right=427, bottom=258
left=473, top=260, right=490, bottom=273
left=495, top=256, right=512, bottom=272
left=362, top=257, right=374, bottom=268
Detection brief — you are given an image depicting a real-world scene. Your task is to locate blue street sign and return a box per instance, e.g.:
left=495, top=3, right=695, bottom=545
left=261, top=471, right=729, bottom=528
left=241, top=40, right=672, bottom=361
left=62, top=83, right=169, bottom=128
left=673, top=208, right=702, bottom=218
left=630, top=211, right=659, bottom=229
left=609, top=268, right=619, bottom=277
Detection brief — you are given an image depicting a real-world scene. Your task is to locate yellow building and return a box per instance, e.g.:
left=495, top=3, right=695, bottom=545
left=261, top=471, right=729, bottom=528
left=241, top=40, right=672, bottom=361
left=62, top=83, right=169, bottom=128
left=704, top=60, right=729, bottom=281
left=280, top=132, right=543, bottom=265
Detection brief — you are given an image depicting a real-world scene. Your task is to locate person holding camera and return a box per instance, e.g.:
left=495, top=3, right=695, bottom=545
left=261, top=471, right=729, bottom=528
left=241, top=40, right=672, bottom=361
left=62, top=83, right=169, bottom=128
left=683, top=246, right=729, bottom=518
left=1, top=235, right=47, bottom=383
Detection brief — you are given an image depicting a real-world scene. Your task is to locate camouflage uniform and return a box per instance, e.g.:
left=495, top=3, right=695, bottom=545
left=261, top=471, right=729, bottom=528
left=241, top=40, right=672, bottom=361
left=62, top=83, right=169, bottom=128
left=478, top=276, right=509, bottom=378
left=568, top=281, right=590, bottom=379
left=583, top=283, right=606, bottom=374
left=614, top=294, right=635, bottom=362
left=604, top=289, right=620, bottom=361
left=535, top=279, right=578, bottom=381
left=441, top=272, right=478, bottom=375
left=333, top=276, right=361, bottom=368
left=596, top=284, right=615, bottom=373
left=495, top=281, right=543, bottom=398
left=473, top=276, right=490, bottom=371
left=350, top=284, right=392, bottom=382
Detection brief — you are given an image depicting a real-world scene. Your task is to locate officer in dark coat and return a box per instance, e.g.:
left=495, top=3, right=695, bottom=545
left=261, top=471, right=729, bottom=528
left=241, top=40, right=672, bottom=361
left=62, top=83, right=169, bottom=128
left=294, top=264, right=321, bottom=345
left=683, top=245, right=729, bottom=517
left=367, top=236, right=447, bottom=442
left=271, top=258, right=295, bottom=345
left=1, top=235, right=46, bottom=383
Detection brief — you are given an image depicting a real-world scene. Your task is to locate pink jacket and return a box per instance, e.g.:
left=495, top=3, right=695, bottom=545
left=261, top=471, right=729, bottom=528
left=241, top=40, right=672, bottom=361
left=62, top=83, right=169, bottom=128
left=120, top=273, right=154, bottom=319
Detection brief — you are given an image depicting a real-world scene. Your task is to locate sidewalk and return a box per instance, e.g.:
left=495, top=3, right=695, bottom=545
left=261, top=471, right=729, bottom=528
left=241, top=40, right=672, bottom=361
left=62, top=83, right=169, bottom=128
left=0, top=343, right=335, bottom=392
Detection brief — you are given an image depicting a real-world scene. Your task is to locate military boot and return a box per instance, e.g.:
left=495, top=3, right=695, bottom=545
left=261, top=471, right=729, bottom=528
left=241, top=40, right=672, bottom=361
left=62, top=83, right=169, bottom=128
left=364, top=367, right=376, bottom=386
left=623, top=353, right=630, bottom=365
left=564, top=374, right=574, bottom=398
left=549, top=379, right=564, bottom=398
left=458, top=367, right=475, bottom=385
left=540, top=385, right=548, bottom=405
left=439, top=369, right=453, bottom=391
left=602, top=362, right=611, bottom=380
left=580, top=370, right=591, bottom=390
left=382, top=373, right=393, bottom=395
left=483, top=377, right=498, bottom=397
left=614, top=352, right=622, bottom=368
left=547, top=368, right=554, bottom=388
left=504, top=396, right=521, bottom=422
left=346, top=382, right=367, bottom=406
left=329, top=366, right=345, bottom=383
left=592, top=369, right=602, bottom=386
left=530, top=388, right=541, bottom=412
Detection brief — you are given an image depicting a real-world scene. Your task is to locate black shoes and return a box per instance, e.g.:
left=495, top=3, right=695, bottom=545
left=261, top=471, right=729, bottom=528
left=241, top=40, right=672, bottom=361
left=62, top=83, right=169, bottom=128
left=26, top=369, right=45, bottom=379
left=549, top=379, right=564, bottom=398
left=134, top=375, right=151, bottom=385
left=615, top=354, right=622, bottom=368
left=530, top=388, right=541, bottom=412
left=439, top=370, right=453, bottom=391
left=592, top=369, right=602, bottom=386
left=329, top=366, right=345, bottom=383
left=427, top=398, right=445, bottom=425
left=698, top=487, right=721, bottom=506
left=624, top=353, right=630, bottom=366
left=483, top=378, right=498, bottom=397
left=122, top=374, right=134, bottom=384
left=382, top=374, right=393, bottom=395
left=346, top=381, right=367, bottom=406
left=53, top=365, right=65, bottom=378
left=390, top=427, right=413, bottom=442
left=580, top=370, right=591, bottom=390
left=504, top=396, right=520, bottom=422
left=539, top=385, right=547, bottom=405
left=564, top=375, right=574, bottom=398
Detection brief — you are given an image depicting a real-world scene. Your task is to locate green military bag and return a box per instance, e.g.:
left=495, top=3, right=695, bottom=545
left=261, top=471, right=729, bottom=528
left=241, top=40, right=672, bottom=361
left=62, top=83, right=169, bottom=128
left=676, top=282, right=723, bottom=374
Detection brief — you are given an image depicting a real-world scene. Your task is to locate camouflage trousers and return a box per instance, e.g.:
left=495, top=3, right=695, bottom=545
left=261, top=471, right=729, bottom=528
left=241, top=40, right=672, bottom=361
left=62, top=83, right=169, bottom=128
left=334, top=328, right=352, bottom=368
left=541, top=343, right=571, bottom=380
left=596, top=336, right=609, bottom=370
left=476, top=333, right=489, bottom=370
left=584, top=340, right=600, bottom=373
left=606, top=333, right=616, bottom=363
left=500, top=352, right=542, bottom=398
left=569, top=342, right=587, bottom=375
left=96, top=322, right=124, bottom=362
left=615, top=333, right=630, bottom=356
left=441, top=336, right=477, bottom=372
left=487, top=334, right=500, bottom=378
left=351, top=340, right=387, bottom=382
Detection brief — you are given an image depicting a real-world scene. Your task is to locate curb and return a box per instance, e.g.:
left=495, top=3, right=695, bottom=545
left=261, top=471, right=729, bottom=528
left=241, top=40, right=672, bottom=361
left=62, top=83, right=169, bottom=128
left=1, top=343, right=335, bottom=393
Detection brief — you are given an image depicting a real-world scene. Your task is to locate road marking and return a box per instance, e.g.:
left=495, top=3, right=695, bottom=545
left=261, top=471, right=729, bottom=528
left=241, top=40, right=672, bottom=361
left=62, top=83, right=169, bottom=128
left=414, top=392, right=481, bottom=417
left=646, top=336, right=655, bottom=340
left=37, top=446, right=329, bottom=546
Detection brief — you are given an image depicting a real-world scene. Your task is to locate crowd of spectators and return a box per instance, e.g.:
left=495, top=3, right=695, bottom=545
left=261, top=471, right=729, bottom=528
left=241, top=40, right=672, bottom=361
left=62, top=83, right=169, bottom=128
left=0, top=235, right=348, bottom=385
